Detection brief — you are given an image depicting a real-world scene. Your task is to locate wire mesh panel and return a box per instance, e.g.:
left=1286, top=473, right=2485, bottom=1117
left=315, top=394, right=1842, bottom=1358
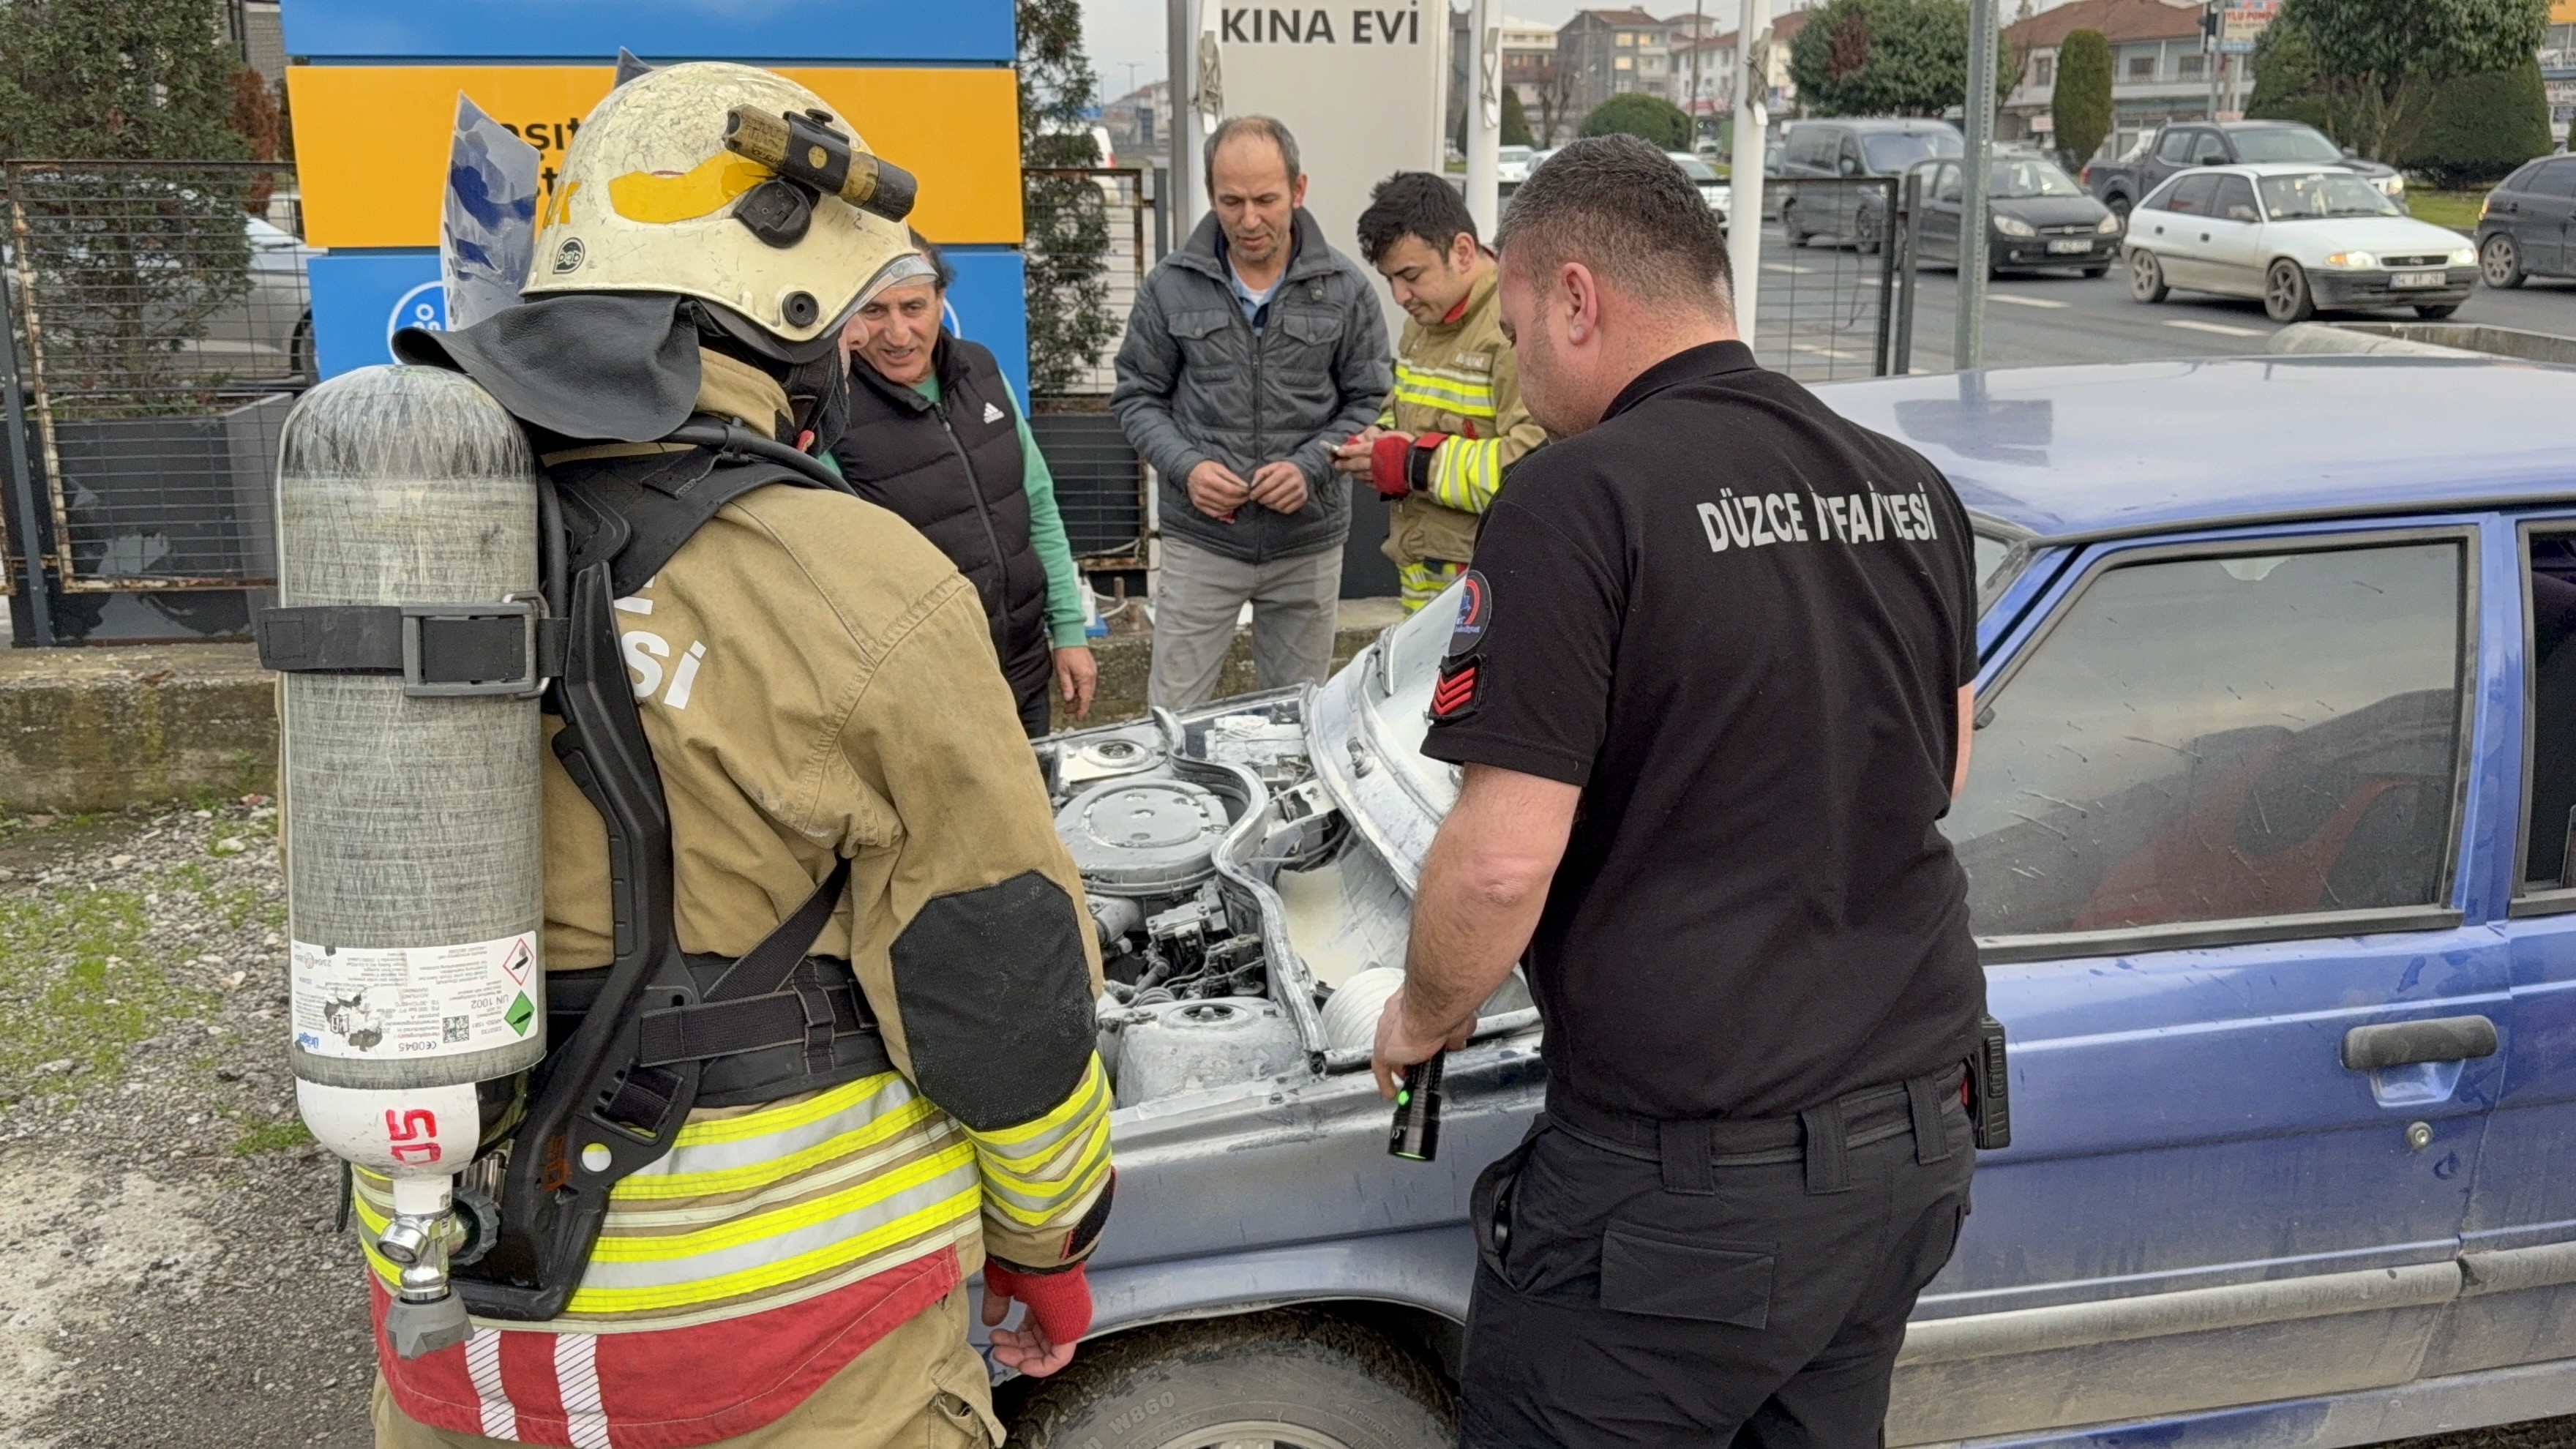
left=1751, top=176, right=1903, bottom=383
left=1025, top=168, right=1156, bottom=574
left=6, top=160, right=307, bottom=591
left=1024, top=167, right=1153, bottom=397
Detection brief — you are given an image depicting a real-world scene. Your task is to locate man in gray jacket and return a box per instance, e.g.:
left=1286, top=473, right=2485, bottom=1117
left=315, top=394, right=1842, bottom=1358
left=1113, top=116, right=1392, bottom=709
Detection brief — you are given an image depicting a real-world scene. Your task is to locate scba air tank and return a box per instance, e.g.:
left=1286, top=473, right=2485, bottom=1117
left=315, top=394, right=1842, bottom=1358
left=277, top=365, right=545, bottom=1356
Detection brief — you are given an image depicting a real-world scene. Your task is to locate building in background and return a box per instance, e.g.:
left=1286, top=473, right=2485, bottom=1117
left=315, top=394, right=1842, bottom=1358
left=1558, top=9, right=1677, bottom=116
left=2001, top=0, right=2209, bottom=160
left=1102, top=79, right=1170, bottom=164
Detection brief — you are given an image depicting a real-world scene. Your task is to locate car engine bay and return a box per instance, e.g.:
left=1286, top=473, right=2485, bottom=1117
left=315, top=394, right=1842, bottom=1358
left=1037, top=593, right=1537, bottom=1109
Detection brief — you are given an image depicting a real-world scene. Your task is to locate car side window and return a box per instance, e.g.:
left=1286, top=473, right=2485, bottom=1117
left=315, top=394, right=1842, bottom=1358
left=2522, top=532, right=2576, bottom=892
left=2534, top=160, right=2576, bottom=199
left=2191, top=132, right=2230, bottom=163
left=2156, top=130, right=2196, bottom=163
left=1949, top=539, right=2465, bottom=940
left=2212, top=175, right=2261, bottom=222
left=2165, top=174, right=2220, bottom=214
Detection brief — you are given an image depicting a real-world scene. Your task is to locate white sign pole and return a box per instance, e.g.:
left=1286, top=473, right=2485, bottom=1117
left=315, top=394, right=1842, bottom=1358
left=1726, top=0, right=1770, bottom=339
left=1465, top=0, right=1502, bottom=239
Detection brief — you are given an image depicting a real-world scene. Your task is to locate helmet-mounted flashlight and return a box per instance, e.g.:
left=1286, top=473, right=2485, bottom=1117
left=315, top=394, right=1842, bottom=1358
left=722, top=106, right=919, bottom=248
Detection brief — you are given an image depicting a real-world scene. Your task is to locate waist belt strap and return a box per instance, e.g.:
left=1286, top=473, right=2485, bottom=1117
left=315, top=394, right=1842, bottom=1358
left=636, top=856, right=857, bottom=1070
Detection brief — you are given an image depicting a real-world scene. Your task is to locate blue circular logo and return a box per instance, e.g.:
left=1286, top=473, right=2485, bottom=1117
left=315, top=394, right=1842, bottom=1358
left=387, top=280, right=448, bottom=350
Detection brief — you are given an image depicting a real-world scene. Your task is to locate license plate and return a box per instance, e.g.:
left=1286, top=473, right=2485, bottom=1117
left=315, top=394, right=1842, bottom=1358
left=2047, top=239, right=2092, bottom=253
left=2391, top=269, right=2444, bottom=288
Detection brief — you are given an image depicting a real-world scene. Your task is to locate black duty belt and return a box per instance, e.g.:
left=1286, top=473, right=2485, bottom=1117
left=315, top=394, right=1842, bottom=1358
left=1545, top=1065, right=1966, bottom=1197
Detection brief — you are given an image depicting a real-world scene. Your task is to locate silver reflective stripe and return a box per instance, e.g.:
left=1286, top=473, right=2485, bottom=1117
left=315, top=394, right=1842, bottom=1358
left=554, top=1333, right=611, bottom=1449
left=615, top=1073, right=923, bottom=1183
left=465, top=1328, right=518, bottom=1441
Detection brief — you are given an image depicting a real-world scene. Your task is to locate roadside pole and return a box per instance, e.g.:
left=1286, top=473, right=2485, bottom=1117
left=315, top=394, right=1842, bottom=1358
left=0, top=261, right=53, bottom=646
left=1726, top=0, right=1770, bottom=340
left=1954, top=0, right=1999, bottom=369
left=1168, top=0, right=1202, bottom=247
left=1465, top=0, right=1500, bottom=239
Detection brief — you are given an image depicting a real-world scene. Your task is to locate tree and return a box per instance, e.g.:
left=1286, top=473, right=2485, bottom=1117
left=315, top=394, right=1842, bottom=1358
left=1016, top=0, right=1118, bottom=397
left=1786, top=0, right=2015, bottom=118
left=1502, top=85, right=1535, bottom=148
left=1532, top=64, right=1577, bottom=146
left=2050, top=29, right=2112, bottom=168
left=2246, top=15, right=2346, bottom=134
left=1579, top=93, right=1694, bottom=149
left=2396, top=56, right=2553, bottom=187
left=0, top=0, right=261, bottom=413
left=2273, top=0, right=2549, bottom=160
left=0, top=0, right=252, bottom=160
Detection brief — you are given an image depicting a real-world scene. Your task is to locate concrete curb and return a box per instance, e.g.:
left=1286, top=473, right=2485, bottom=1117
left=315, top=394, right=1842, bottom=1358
left=3, top=600, right=1415, bottom=814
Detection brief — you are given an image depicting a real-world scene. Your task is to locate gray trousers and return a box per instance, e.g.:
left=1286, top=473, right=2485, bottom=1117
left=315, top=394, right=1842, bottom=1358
left=1149, top=534, right=1341, bottom=711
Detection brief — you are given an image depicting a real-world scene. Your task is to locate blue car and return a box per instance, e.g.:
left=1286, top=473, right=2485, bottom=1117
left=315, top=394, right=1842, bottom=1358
left=1007, top=356, right=2576, bottom=1449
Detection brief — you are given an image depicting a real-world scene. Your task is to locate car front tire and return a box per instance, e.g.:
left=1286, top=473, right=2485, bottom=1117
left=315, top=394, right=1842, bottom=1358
left=2107, top=195, right=2132, bottom=231
left=2264, top=258, right=2316, bottom=323
left=1010, top=1311, right=1456, bottom=1449
left=1857, top=206, right=1884, bottom=255
left=2128, top=248, right=2169, bottom=303
left=2081, top=264, right=2111, bottom=278
left=2415, top=303, right=2461, bottom=318
left=2481, top=232, right=2526, bottom=289
left=1781, top=199, right=1805, bottom=247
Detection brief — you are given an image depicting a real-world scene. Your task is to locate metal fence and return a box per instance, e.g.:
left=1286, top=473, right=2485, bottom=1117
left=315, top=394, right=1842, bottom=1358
left=1, top=159, right=307, bottom=635
left=1023, top=166, right=1159, bottom=573
left=1746, top=175, right=1920, bottom=383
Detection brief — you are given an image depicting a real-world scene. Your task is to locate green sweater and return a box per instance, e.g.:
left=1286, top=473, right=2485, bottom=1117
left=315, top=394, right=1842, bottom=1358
left=912, top=373, right=1088, bottom=649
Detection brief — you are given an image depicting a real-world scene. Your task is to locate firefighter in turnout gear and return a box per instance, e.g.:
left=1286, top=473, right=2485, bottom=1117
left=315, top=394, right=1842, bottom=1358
left=1335, top=172, right=1549, bottom=612
left=360, top=61, right=1112, bottom=1449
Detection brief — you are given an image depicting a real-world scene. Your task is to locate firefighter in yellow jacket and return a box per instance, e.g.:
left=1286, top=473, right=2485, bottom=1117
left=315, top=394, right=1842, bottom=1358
left=1333, top=171, right=1549, bottom=612
left=363, top=62, right=1110, bottom=1448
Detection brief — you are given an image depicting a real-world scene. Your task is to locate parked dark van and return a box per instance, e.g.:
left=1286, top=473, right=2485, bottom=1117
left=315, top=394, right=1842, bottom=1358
left=1778, top=118, right=1962, bottom=252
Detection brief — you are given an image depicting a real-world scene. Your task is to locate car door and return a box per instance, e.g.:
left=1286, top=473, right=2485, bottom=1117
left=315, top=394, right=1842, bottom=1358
left=2144, top=125, right=2198, bottom=191
left=1890, top=521, right=2505, bottom=1445
left=1920, top=160, right=1963, bottom=261
left=2196, top=172, right=2267, bottom=296
left=1830, top=131, right=1868, bottom=238
left=2435, top=513, right=2576, bottom=1379
left=2519, top=157, right=2576, bottom=275
left=2138, top=173, right=2221, bottom=287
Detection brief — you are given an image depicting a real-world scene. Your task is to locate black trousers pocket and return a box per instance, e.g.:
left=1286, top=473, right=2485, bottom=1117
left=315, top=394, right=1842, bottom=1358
left=1599, top=1218, right=1776, bottom=1328
left=1472, top=1122, right=1545, bottom=1284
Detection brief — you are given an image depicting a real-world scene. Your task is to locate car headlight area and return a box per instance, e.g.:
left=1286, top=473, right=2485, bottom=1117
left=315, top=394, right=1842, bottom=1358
left=1995, top=215, right=2037, bottom=238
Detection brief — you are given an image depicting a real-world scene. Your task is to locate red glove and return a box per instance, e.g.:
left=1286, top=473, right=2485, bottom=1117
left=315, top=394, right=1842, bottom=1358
left=982, top=1260, right=1093, bottom=1347
left=1369, top=433, right=1414, bottom=498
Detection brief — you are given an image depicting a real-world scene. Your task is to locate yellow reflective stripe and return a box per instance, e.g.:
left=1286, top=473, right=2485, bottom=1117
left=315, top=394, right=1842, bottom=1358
left=1392, top=383, right=1497, bottom=416
left=587, top=1139, right=977, bottom=1264
left=612, top=1101, right=954, bottom=1205
left=978, top=1123, right=1113, bottom=1225
left=613, top=1095, right=948, bottom=1202
left=565, top=1186, right=984, bottom=1315
left=669, top=1071, right=910, bottom=1149
left=1429, top=436, right=1505, bottom=514
left=1399, top=561, right=1465, bottom=611
left=965, top=1057, right=1109, bottom=1150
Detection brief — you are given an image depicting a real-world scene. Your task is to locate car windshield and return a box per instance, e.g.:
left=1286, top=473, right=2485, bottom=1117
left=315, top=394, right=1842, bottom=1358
left=2229, top=127, right=2344, bottom=162
left=2258, top=171, right=2398, bottom=220
left=1991, top=159, right=2083, bottom=198
left=1669, top=154, right=1722, bottom=181
left=1499, top=146, right=1532, bottom=163
left=1864, top=131, right=1961, bottom=171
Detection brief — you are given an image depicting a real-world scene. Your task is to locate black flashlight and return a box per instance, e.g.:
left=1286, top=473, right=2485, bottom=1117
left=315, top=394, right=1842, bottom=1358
left=1389, top=1055, right=1445, bottom=1161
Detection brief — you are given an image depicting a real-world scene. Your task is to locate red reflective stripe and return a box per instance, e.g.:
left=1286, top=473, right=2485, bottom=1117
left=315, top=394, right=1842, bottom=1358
left=372, top=1248, right=963, bottom=1449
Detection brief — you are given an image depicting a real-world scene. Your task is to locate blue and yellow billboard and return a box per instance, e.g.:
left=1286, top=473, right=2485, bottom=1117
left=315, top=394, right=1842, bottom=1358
left=281, top=0, right=1029, bottom=394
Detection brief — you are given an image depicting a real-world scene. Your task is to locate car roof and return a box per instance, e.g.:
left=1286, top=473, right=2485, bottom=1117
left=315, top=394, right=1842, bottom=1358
left=1814, top=358, right=2576, bottom=541
left=2158, top=161, right=2362, bottom=180
left=1792, top=118, right=1957, bottom=132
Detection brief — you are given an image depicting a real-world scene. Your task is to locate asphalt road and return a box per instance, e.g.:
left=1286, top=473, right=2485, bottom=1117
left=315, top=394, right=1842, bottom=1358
left=1742, top=220, right=2576, bottom=376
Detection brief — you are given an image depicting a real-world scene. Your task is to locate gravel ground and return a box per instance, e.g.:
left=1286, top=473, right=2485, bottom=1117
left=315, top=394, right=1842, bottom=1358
left=0, top=804, right=2569, bottom=1449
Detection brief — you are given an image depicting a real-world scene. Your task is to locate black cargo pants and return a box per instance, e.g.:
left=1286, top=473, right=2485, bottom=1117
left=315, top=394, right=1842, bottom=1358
left=1459, top=1069, right=1975, bottom=1448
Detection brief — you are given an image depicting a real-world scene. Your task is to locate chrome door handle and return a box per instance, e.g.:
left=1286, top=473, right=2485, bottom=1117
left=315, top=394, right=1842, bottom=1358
left=2342, top=1015, right=2499, bottom=1071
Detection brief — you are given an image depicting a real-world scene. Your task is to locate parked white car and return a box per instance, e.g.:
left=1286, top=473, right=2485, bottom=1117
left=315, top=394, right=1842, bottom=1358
left=1496, top=144, right=1534, bottom=184
left=1666, top=151, right=1733, bottom=231
left=2123, top=162, right=2474, bottom=323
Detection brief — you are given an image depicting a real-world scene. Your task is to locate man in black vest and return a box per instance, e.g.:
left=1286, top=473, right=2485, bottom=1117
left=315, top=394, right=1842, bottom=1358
left=833, top=244, right=1098, bottom=735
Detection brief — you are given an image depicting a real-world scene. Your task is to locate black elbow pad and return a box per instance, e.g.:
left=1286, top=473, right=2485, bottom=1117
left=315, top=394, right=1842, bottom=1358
left=891, top=870, right=1096, bottom=1132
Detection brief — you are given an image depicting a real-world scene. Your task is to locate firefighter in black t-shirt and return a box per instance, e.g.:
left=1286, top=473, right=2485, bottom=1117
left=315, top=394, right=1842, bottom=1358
left=1368, top=134, right=1986, bottom=1446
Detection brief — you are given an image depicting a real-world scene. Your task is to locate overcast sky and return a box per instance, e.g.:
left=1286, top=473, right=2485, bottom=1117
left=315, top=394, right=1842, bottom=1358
left=1083, top=0, right=2081, bottom=105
